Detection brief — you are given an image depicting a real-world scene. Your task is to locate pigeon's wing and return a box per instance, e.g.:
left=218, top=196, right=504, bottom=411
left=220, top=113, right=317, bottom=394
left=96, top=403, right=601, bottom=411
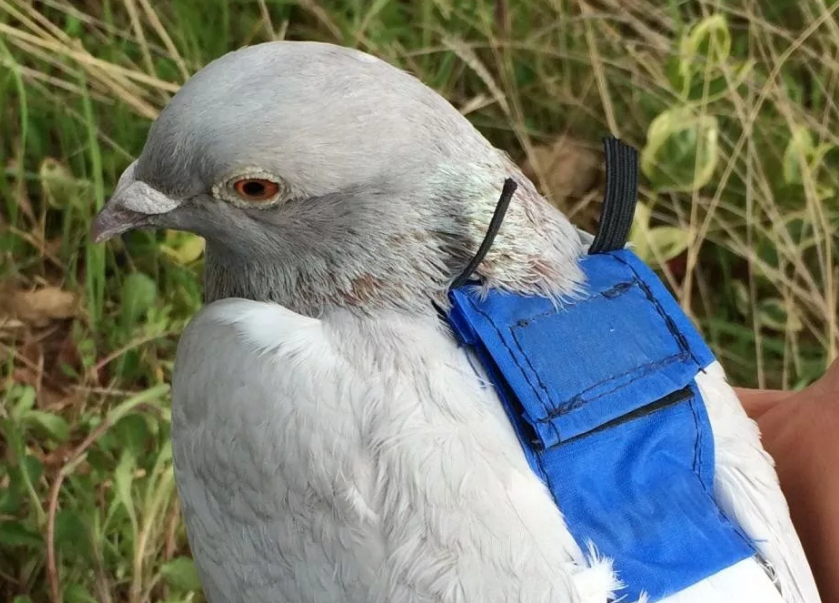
left=170, top=298, right=387, bottom=603
left=170, top=298, right=618, bottom=603
left=696, top=362, right=822, bottom=603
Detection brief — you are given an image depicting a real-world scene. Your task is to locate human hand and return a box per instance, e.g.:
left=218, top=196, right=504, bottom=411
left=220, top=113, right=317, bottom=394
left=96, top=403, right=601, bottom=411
left=735, top=359, right=839, bottom=603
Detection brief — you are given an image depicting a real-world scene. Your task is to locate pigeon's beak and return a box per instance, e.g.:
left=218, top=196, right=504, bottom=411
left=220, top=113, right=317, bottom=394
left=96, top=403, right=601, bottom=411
left=91, top=161, right=181, bottom=243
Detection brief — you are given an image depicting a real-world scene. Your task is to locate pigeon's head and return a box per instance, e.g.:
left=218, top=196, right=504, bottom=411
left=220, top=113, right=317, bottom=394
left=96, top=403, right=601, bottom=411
left=93, top=41, right=585, bottom=316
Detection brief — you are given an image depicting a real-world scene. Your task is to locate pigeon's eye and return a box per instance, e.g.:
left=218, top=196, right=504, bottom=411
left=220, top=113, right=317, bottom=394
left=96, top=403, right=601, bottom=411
left=233, top=178, right=280, bottom=202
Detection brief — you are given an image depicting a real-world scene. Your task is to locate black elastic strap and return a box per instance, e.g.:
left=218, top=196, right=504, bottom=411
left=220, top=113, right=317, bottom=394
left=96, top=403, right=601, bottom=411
left=588, top=136, right=639, bottom=255
left=450, top=178, right=518, bottom=290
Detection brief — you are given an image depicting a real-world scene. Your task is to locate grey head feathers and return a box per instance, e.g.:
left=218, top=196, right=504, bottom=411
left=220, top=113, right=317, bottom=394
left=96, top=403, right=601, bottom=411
left=92, top=41, right=586, bottom=317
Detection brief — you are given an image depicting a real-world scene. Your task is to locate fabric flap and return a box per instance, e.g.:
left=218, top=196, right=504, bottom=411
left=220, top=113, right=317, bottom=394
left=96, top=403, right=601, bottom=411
left=447, top=249, right=716, bottom=449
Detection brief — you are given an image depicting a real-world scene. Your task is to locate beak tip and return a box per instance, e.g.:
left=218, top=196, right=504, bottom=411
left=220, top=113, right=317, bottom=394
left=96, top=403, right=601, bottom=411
left=90, top=204, right=153, bottom=244
left=90, top=213, right=117, bottom=244
left=90, top=181, right=176, bottom=243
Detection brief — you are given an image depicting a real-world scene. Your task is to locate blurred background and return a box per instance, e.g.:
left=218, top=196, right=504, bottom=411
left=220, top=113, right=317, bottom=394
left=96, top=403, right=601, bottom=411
left=0, top=0, right=837, bottom=601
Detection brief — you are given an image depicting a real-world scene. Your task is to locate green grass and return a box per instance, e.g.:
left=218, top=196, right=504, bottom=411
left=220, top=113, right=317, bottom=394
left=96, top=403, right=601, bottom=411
left=0, top=1, right=837, bottom=601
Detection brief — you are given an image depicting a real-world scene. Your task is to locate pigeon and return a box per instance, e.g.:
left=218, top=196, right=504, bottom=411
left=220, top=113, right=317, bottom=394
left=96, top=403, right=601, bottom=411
left=92, top=41, right=821, bottom=603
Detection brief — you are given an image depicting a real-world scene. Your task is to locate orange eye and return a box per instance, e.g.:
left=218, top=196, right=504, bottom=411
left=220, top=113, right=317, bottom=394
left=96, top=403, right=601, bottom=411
left=233, top=178, right=280, bottom=202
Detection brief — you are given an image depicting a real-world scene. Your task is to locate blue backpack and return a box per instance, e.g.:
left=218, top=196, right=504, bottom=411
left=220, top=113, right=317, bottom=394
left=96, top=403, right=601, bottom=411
left=443, top=138, right=754, bottom=602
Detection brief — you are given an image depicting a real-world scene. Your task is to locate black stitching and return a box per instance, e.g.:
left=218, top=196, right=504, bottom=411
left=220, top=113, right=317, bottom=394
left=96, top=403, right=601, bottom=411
left=536, top=352, right=689, bottom=422
left=505, top=279, right=651, bottom=420
left=462, top=294, right=561, bottom=443
left=456, top=253, right=702, bottom=443
left=546, top=386, right=693, bottom=448
left=509, top=257, right=698, bottom=419
left=688, top=389, right=705, bottom=484
left=602, top=281, right=634, bottom=299
left=507, top=324, right=564, bottom=442
left=686, top=387, right=756, bottom=553
left=612, top=254, right=702, bottom=366
left=501, top=279, right=636, bottom=325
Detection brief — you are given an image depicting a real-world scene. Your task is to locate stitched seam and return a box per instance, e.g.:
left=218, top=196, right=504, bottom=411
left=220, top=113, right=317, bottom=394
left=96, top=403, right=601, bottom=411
left=474, top=346, right=548, bottom=476
left=463, top=295, right=559, bottom=441
left=537, top=352, right=688, bottom=421
left=506, top=324, right=562, bottom=409
left=507, top=325, right=563, bottom=442
left=460, top=254, right=700, bottom=441
left=689, top=390, right=704, bottom=483
left=612, top=254, right=702, bottom=366
left=519, top=255, right=696, bottom=418
left=513, top=280, right=635, bottom=326
left=687, top=389, right=755, bottom=552
left=507, top=276, right=638, bottom=427
left=544, top=386, right=692, bottom=449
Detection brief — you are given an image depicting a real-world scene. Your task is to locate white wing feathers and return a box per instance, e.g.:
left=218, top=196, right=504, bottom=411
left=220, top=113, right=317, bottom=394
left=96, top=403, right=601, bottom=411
left=172, top=298, right=617, bottom=603
left=172, top=300, right=386, bottom=603
left=696, top=363, right=821, bottom=603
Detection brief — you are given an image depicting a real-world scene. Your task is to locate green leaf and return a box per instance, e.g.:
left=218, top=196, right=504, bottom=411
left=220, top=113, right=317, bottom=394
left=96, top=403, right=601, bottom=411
left=646, top=227, right=690, bottom=264
left=782, top=125, right=836, bottom=187
left=10, top=385, right=36, bottom=421
left=0, top=476, right=22, bottom=514
left=113, top=414, right=151, bottom=460
left=681, top=61, right=754, bottom=103
left=24, top=410, right=70, bottom=443
left=678, top=14, right=731, bottom=86
left=160, top=556, right=203, bottom=592
left=159, top=231, right=205, bottom=266
left=104, top=384, right=169, bottom=425
left=641, top=108, right=719, bottom=192
left=63, top=14, right=82, bottom=38
left=757, top=298, right=803, bottom=333
left=120, top=272, right=158, bottom=328
left=55, top=510, right=93, bottom=561
left=0, top=417, right=24, bottom=461
left=665, top=53, right=688, bottom=94
left=630, top=203, right=689, bottom=266
left=86, top=447, right=112, bottom=472
left=64, top=583, right=99, bottom=603
left=39, top=158, right=84, bottom=209
left=628, top=200, right=653, bottom=261
left=114, top=449, right=138, bottom=538
left=20, top=454, right=44, bottom=485
left=0, top=521, right=42, bottom=548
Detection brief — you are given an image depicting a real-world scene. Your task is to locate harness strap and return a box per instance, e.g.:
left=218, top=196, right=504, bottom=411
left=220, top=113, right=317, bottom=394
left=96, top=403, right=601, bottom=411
left=589, top=136, right=639, bottom=255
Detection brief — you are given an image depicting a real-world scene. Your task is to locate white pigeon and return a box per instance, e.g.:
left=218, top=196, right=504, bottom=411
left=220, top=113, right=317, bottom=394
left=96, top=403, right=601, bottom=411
left=91, top=41, right=821, bottom=603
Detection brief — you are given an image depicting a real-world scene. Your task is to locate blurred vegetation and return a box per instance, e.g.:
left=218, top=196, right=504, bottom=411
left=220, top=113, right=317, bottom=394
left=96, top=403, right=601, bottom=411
left=0, top=0, right=837, bottom=602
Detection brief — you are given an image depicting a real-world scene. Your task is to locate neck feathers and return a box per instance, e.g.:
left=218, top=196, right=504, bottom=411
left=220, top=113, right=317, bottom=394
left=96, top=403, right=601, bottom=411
left=203, top=170, right=586, bottom=317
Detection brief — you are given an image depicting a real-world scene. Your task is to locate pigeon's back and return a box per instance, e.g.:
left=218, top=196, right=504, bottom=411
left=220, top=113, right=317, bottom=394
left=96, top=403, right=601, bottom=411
left=447, top=247, right=819, bottom=603
left=170, top=283, right=819, bottom=603
left=438, top=140, right=819, bottom=603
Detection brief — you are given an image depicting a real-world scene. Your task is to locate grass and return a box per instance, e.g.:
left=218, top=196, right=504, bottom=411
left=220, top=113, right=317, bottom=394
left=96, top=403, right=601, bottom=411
left=0, top=0, right=837, bottom=601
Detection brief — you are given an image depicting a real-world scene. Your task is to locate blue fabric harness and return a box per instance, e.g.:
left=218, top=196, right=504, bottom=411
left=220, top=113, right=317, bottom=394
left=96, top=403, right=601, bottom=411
left=443, top=139, right=755, bottom=602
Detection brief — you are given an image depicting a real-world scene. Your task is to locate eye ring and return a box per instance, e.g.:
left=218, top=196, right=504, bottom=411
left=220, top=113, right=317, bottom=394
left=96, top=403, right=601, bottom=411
left=232, top=178, right=280, bottom=202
